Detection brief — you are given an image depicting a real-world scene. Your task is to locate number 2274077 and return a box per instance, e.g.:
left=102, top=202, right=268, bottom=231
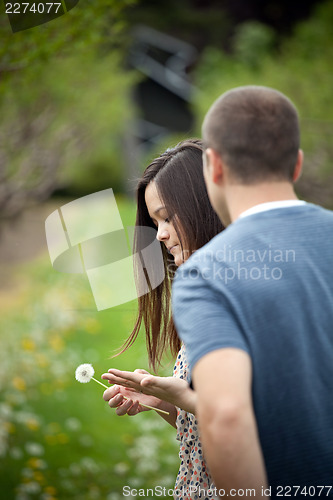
left=5, top=3, right=62, bottom=14
left=276, top=485, right=332, bottom=496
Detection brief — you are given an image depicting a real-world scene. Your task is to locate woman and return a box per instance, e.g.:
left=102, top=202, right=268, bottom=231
left=102, top=139, right=224, bottom=500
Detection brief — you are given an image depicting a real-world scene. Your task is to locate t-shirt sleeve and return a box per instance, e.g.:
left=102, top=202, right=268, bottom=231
left=172, top=261, right=250, bottom=377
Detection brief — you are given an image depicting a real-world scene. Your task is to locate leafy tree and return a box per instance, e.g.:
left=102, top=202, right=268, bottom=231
left=0, top=0, right=136, bottom=84
left=193, top=0, right=333, bottom=208
left=0, top=0, right=138, bottom=219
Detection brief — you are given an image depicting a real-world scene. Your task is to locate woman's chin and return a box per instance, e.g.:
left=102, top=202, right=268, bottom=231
left=174, top=254, right=184, bottom=267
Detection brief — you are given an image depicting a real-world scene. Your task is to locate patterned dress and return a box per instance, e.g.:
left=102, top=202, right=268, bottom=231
left=173, top=344, right=219, bottom=500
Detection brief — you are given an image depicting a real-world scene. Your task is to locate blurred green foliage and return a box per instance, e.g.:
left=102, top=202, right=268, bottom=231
left=0, top=0, right=136, bottom=79
left=232, top=21, right=276, bottom=69
left=0, top=0, right=139, bottom=208
left=0, top=198, right=179, bottom=500
left=193, top=0, right=333, bottom=207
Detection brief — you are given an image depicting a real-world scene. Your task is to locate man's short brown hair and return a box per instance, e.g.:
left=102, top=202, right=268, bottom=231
left=202, top=86, right=300, bottom=183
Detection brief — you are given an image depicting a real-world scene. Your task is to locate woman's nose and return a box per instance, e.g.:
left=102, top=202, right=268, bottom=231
left=156, top=227, right=169, bottom=241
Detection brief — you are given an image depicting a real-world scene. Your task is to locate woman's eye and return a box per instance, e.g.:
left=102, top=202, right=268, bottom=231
left=165, top=217, right=170, bottom=223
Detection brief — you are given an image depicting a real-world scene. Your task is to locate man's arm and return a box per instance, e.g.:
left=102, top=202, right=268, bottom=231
left=192, top=348, right=268, bottom=499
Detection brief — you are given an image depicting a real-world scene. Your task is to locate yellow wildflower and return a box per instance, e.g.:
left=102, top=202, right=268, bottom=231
left=57, top=433, right=69, bottom=444
left=26, top=418, right=40, bottom=431
left=44, top=486, right=57, bottom=495
left=21, top=339, right=36, bottom=351
left=12, top=377, right=26, bottom=391
left=49, top=335, right=64, bottom=352
left=4, top=421, right=15, bottom=433
left=33, top=471, right=45, bottom=483
left=36, top=354, right=49, bottom=368
left=44, top=435, right=57, bottom=445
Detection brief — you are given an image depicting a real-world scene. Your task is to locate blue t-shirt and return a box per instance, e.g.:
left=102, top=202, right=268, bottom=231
left=172, top=203, right=333, bottom=495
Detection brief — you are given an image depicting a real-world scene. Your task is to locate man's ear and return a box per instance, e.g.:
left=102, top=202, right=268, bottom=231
left=293, top=149, right=303, bottom=182
left=205, top=148, right=224, bottom=185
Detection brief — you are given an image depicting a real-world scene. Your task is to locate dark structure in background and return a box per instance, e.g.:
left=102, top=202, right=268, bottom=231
left=123, top=26, right=198, bottom=195
left=125, top=0, right=328, bottom=51
left=130, top=26, right=197, bottom=145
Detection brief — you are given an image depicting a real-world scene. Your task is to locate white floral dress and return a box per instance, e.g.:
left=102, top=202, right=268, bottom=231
left=173, top=344, right=219, bottom=500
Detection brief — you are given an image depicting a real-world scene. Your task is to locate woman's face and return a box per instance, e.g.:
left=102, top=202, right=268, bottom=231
left=145, top=181, right=185, bottom=267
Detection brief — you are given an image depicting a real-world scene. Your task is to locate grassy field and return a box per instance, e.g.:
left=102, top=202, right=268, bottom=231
left=0, top=197, right=179, bottom=500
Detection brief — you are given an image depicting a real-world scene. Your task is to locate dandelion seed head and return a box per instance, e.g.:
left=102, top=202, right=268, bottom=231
left=75, top=364, right=94, bottom=384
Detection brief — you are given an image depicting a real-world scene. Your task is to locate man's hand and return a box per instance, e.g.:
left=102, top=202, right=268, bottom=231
left=102, top=368, right=196, bottom=414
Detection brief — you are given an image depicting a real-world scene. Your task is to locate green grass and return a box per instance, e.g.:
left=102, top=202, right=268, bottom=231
left=0, top=197, right=179, bottom=500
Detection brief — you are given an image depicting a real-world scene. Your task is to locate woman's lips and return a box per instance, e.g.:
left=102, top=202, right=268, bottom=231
left=168, top=245, right=179, bottom=254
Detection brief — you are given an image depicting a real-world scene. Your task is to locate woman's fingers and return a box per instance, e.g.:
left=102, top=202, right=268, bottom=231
left=109, top=393, right=124, bottom=408
left=115, top=398, right=134, bottom=416
left=103, top=382, right=147, bottom=415
left=102, top=369, right=168, bottom=414
left=113, top=397, right=143, bottom=416
left=103, top=384, right=121, bottom=401
left=127, top=400, right=140, bottom=416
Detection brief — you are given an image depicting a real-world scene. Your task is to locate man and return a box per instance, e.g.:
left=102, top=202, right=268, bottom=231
left=172, top=86, right=333, bottom=498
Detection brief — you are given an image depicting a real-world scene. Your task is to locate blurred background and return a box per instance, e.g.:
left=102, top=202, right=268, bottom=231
left=0, top=0, right=332, bottom=498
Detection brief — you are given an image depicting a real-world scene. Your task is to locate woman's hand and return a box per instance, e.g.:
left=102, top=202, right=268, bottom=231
left=102, top=369, right=164, bottom=416
left=102, top=368, right=197, bottom=415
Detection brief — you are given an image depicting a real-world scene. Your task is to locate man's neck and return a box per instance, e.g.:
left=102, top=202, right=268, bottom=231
left=225, top=182, right=298, bottom=223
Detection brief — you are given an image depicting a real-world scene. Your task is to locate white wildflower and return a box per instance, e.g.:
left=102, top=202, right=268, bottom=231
left=22, top=468, right=34, bottom=478
left=10, top=447, right=23, bottom=460
left=65, top=417, right=81, bottom=431
left=81, top=457, right=99, bottom=473
left=79, top=435, right=93, bottom=447
left=15, top=494, right=29, bottom=500
left=21, top=482, right=41, bottom=494
left=69, top=463, right=81, bottom=476
left=75, top=364, right=94, bottom=383
left=0, top=441, right=8, bottom=458
left=60, top=479, right=75, bottom=492
left=128, top=477, right=143, bottom=488
left=0, top=403, right=12, bottom=419
left=25, top=442, right=44, bottom=456
left=114, top=462, right=130, bottom=475
left=107, top=493, right=121, bottom=500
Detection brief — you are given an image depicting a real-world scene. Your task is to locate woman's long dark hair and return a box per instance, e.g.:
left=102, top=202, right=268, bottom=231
left=119, top=139, right=224, bottom=371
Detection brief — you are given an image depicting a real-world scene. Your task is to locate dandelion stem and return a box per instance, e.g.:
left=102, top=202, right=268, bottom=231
left=135, top=403, right=170, bottom=415
left=92, top=377, right=169, bottom=415
left=92, top=377, right=109, bottom=389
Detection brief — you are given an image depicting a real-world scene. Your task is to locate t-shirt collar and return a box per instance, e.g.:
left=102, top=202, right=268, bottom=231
left=239, top=200, right=307, bottom=220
